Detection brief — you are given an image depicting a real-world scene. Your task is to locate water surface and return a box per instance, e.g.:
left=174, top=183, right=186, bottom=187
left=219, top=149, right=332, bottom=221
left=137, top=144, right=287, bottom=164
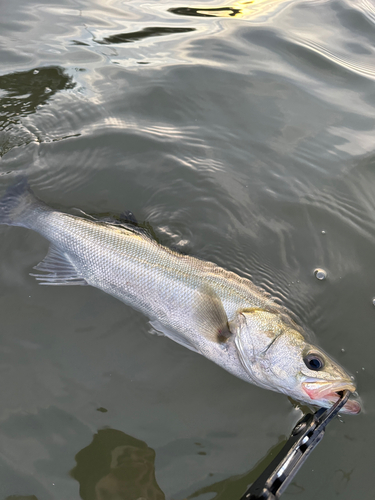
left=0, top=0, right=374, bottom=499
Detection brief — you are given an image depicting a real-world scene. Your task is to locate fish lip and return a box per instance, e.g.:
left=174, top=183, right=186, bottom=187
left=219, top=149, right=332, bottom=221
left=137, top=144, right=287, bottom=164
left=302, top=380, right=356, bottom=399
left=301, top=380, right=361, bottom=414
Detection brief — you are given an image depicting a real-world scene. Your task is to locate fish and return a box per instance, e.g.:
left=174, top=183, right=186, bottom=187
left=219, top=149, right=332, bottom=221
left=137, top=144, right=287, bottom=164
left=0, top=178, right=361, bottom=414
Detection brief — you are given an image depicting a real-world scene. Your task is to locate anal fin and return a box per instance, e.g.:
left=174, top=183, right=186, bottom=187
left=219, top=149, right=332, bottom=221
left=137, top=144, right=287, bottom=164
left=30, top=245, right=87, bottom=286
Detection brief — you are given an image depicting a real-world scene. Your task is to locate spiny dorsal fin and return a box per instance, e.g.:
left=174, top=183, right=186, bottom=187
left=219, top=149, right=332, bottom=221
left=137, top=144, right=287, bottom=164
left=71, top=208, right=154, bottom=239
left=119, top=210, right=138, bottom=225
left=194, top=285, right=232, bottom=343
left=30, top=245, right=87, bottom=286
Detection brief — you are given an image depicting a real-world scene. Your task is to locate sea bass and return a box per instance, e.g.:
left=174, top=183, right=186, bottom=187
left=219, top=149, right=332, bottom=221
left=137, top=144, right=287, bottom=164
left=0, top=179, right=360, bottom=414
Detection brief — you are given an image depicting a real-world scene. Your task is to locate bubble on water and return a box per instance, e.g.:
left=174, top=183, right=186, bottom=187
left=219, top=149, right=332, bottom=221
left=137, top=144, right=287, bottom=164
left=372, top=297, right=375, bottom=306
left=314, top=268, right=327, bottom=280
left=45, top=87, right=52, bottom=93
left=321, top=230, right=326, bottom=234
left=33, top=69, right=39, bottom=75
left=341, top=348, right=345, bottom=353
left=362, top=367, right=365, bottom=371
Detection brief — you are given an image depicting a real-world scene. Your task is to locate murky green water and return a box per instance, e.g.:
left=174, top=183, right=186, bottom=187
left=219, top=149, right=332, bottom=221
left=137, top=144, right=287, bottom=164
left=1, top=0, right=374, bottom=499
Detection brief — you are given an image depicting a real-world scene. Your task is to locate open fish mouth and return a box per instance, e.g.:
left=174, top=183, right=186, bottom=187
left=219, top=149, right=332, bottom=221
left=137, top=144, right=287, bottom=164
left=302, top=380, right=361, bottom=414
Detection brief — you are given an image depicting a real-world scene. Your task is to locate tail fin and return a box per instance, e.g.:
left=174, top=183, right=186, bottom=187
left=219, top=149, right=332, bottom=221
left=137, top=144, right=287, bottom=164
left=0, top=177, right=41, bottom=227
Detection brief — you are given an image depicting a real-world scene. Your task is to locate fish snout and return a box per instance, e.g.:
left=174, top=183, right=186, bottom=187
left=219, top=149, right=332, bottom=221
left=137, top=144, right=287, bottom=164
left=302, top=380, right=361, bottom=414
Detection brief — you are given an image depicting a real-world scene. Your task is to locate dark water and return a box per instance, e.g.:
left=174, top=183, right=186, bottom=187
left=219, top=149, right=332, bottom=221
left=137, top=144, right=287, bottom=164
left=1, top=0, right=374, bottom=499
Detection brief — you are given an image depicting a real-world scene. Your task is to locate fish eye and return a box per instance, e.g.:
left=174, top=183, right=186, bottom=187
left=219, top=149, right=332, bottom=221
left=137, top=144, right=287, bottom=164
left=303, top=353, right=325, bottom=371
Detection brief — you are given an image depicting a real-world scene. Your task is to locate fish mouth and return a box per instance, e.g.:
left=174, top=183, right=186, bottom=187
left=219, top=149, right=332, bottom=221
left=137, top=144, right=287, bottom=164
left=302, top=380, right=361, bottom=414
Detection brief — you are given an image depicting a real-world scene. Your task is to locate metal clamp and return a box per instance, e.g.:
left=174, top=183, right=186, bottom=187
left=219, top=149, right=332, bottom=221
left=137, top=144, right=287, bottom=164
left=240, top=391, right=350, bottom=500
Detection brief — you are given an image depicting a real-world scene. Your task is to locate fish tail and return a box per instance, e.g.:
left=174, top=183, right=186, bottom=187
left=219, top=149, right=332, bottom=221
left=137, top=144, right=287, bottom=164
left=0, top=177, right=43, bottom=228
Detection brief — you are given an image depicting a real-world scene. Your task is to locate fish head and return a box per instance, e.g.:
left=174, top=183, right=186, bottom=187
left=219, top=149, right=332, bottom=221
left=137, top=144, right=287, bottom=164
left=233, top=308, right=361, bottom=414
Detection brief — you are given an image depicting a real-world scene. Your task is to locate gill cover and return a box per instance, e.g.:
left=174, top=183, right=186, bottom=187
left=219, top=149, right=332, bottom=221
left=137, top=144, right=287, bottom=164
left=233, top=308, right=292, bottom=391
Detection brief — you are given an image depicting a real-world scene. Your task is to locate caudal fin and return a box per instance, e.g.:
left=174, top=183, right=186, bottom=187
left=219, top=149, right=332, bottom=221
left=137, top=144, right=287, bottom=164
left=0, top=177, right=41, bottom=227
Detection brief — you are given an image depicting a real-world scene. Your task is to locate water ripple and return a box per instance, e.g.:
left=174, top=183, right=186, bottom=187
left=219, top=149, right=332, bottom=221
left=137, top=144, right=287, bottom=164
left=357, top=0, right=375, bottom=24
left=290, top=35, right=375, bottom=80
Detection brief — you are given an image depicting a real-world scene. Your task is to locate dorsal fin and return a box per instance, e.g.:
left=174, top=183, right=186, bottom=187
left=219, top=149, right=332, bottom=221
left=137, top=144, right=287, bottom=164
left=119, top=210, right=138, bottom=224
left=71, top=208, right=154, bottom=239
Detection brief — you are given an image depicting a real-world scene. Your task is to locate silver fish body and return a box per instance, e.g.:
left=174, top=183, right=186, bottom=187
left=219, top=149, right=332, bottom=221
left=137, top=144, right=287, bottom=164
left=0, top=179, right=361, bottom=413
left=21, top=191, right=272, bottom=382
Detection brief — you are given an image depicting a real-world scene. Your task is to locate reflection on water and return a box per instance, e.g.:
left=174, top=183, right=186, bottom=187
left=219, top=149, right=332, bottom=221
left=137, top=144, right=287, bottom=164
left=97, top=27, right=196, bottom=45
left=168, top=0, right=288, bottom=19
left=71, top=429, right=165, bottom=500
left=70, top=428, right=289, bottom=500
left=187, top=436, right=288, bottom=500
left=0, top=66, right=75, bottom=156
left=0, top=67, right=74, bottom=129
left=168, top=6, right=241, bottom=18
left=4, top=496, right=38, bottom=500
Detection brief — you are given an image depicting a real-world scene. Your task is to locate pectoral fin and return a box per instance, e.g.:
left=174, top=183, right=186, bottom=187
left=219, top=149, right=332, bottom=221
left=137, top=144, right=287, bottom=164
left=149, top=319, right=199, bottom=353
left=194, top=286, right=232, bottom=343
